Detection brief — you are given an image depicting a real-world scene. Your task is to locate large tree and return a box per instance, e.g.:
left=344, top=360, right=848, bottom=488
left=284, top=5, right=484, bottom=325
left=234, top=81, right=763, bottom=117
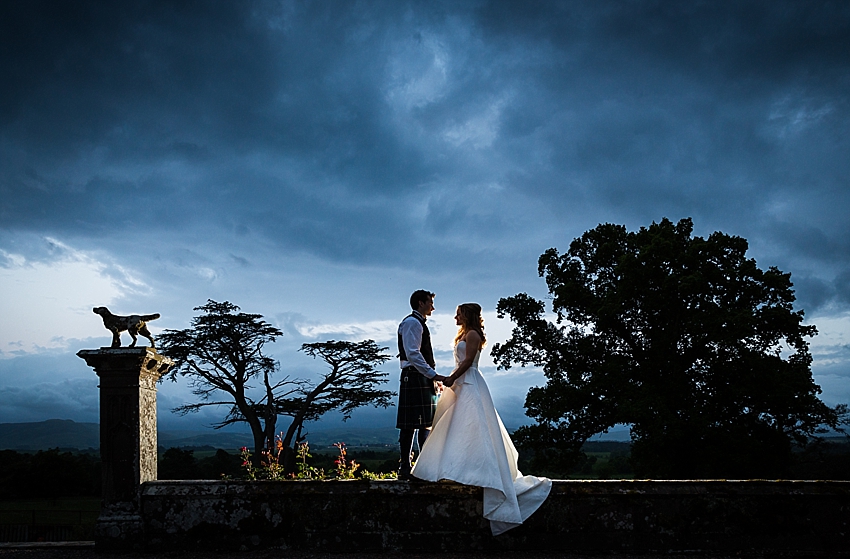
left=158, top=300, right=300, bottom=457
left=493, top=218, right=847, bottom=478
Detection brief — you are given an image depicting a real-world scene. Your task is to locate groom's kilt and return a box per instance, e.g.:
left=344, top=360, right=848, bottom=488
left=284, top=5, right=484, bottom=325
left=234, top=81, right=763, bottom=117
left=396, top=367, right=438, bottom=429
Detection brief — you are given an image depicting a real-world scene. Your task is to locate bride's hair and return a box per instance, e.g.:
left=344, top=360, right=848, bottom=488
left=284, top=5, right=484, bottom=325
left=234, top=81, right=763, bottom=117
left=454, top=303, right=486, bottom=346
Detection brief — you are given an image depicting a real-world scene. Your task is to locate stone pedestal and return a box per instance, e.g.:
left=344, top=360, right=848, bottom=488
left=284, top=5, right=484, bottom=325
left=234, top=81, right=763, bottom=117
left=77, top=347, right=173, bottom=550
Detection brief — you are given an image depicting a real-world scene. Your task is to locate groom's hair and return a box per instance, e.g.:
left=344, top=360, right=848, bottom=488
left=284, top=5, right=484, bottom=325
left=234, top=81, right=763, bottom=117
left=410, top=290, right=435, bottom=310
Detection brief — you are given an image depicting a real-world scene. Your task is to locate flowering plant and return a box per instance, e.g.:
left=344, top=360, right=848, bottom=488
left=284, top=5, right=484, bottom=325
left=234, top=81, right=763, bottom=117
left=238, top=435, right=394, bottom=480
left=290, top=441, right=324, bottom=480
left=332, top=442, right=360, bottom=479
left=240, top=447, right=256, bottom=480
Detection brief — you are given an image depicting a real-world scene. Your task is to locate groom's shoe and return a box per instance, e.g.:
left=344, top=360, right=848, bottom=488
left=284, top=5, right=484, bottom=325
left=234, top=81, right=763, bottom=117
left=398, top=469, right=427, bottom=483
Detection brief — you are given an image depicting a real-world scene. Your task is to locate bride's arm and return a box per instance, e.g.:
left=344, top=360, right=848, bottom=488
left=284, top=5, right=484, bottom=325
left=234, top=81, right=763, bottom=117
left=444, top=330, right=481, bottom=387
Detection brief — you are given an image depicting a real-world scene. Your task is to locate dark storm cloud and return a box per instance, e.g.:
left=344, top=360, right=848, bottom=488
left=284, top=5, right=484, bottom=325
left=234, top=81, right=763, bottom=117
left=472, top=1, right=850, bottom=202
left=1, top=1, right=455, bottom=260
left=467, top=1, right=850, bottom=313
left=1, top=1, right=849, bottom=309
left=834, top=269, right=850, bottom=306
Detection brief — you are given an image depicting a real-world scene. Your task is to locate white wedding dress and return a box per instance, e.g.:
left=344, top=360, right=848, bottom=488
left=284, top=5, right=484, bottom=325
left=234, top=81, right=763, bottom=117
left=411, top=341, right=552, bottom=535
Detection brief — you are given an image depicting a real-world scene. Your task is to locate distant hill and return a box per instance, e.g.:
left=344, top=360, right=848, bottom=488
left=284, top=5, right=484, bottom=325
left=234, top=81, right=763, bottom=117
left=159, top=430, right=254, bottom=449
left=4, top=419, right=845, bottom=454
left=0, top=419, right=624, bottom=451
left=0, top=420, right=400, bottom=451
left=0, top=419, right=99, bottom=450
left=293, top=426, right=400, bottom=448
left=0, top=419, right=258, bottom=451
left=157, top=426, right=402, bottom=450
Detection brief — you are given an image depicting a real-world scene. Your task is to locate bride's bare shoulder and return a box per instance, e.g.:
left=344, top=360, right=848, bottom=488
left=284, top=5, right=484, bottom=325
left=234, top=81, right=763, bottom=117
left=465, top=330, right=482, bottom=345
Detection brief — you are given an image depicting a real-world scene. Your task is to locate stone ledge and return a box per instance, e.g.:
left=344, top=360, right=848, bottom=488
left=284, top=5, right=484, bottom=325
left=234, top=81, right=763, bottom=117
left=138, top=480, right=850, bottom=553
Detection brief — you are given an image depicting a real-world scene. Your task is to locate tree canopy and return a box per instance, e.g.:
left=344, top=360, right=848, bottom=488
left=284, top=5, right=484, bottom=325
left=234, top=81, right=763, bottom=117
left=277, top=340, right=394, bottom=456
left=158, top=300, right=295, bottom=457
left=493, top=218, right=847, bottom=478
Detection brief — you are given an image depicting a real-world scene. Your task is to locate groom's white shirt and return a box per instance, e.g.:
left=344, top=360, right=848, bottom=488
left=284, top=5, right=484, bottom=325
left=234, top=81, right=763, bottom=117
left=399, top=310, right=437, bottom=379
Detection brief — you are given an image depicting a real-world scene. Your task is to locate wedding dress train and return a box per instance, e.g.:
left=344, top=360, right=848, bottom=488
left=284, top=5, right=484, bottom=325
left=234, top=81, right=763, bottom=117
left=411, top=341, right=551, bottom=535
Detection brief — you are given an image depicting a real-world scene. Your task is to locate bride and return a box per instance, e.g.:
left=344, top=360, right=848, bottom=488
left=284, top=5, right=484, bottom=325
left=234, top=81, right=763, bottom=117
left=411, top=303, right=552, bottom=535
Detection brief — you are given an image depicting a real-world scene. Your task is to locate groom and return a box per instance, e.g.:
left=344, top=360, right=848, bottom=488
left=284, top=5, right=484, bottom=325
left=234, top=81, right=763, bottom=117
left=396, top=289, right=447, bottom=481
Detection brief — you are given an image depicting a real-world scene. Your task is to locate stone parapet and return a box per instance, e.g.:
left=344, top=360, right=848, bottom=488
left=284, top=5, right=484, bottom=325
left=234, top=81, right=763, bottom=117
left=140, top=479, right=850, bottom=553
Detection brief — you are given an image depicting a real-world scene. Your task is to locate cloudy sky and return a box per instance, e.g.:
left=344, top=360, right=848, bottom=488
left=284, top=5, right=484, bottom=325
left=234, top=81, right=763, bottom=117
left=1, top=1, right=849, bottom=435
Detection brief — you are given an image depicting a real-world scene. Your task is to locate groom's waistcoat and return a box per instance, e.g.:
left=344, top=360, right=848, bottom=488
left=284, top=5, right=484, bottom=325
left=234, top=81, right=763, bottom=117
left=398, top=313, right=436, bottom=368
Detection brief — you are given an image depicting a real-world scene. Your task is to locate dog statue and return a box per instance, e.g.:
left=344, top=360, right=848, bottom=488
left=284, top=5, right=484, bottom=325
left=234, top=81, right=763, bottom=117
left=93, top=307, right=161, bottom=348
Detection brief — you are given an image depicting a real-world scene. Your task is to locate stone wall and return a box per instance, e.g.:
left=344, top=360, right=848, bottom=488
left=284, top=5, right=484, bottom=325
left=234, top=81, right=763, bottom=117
left=141, top=479, right=850, bottom=553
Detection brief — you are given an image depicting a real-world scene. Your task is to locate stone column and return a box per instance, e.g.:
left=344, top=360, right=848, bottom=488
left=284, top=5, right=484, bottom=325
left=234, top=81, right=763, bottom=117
left=77, top=347, right=173, bottom=549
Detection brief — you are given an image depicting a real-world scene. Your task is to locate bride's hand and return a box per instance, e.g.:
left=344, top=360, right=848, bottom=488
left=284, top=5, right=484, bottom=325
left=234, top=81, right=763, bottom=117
left=443, top=374, right=455, bottom=388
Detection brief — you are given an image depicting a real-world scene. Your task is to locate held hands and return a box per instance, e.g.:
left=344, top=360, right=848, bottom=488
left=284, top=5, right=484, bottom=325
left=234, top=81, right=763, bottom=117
left=433, top=373, right=457, bottom=387
left=442, top=371, right=459, bottom=388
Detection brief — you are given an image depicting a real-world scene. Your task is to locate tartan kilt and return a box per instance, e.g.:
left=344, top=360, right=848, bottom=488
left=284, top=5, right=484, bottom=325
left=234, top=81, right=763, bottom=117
left=395, top=367, right=438, bottom=429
